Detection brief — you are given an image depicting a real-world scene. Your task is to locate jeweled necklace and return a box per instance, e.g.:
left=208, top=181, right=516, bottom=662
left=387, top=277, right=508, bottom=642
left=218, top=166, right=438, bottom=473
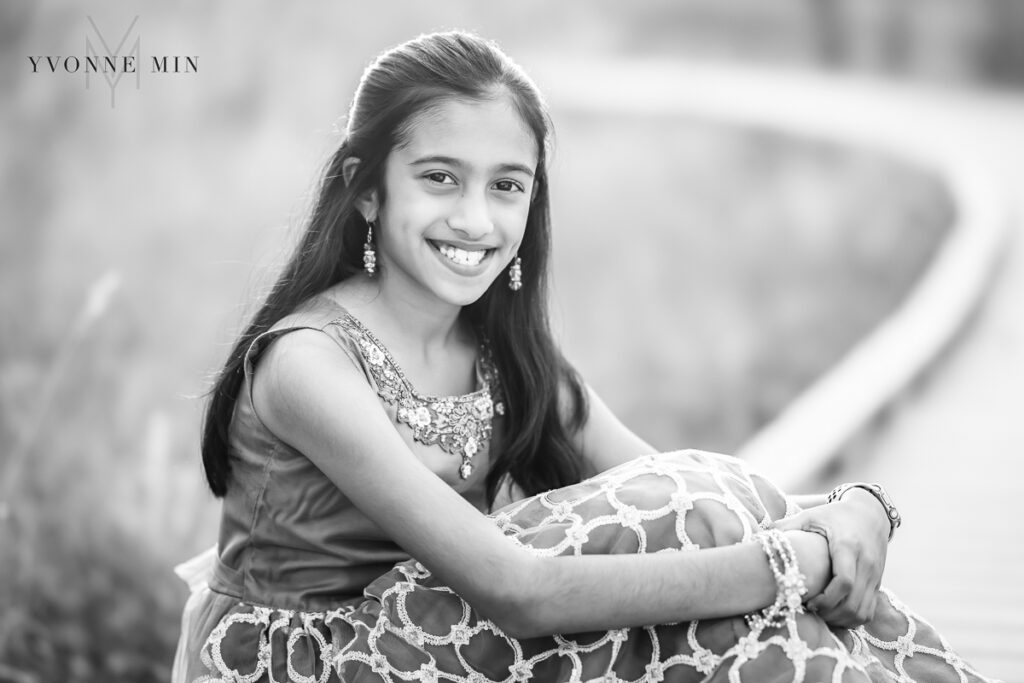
left=334, top=314, right=503, bottom=479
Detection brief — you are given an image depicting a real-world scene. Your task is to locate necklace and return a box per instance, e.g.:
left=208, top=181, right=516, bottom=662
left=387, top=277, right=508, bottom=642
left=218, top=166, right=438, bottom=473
left=333, top=314, right=503, bottom=479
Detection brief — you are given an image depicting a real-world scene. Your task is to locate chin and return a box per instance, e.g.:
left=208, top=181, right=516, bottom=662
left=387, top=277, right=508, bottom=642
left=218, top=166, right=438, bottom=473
left=431, top=277, right=499, bottom=308
left=440, top=287, right=491, bottom=308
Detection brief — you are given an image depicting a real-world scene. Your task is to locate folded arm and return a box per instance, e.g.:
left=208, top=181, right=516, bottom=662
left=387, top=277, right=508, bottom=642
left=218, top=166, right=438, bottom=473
left=572, top=382, right=892, bottom=629
left=252, top=331, right=831, bottom=638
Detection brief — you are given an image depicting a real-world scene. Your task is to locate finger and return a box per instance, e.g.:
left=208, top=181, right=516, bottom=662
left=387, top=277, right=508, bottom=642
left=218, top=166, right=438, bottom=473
left=814, top=595, right=856, bottom=627
left=808, top=544, right=856, bottom=613
left=823, top=552, right=881, bottom=628
left=854, top=539, right=884, bottom=584
left=836, top=587, right=878, bottom=629
left=847, top=551, right=884, bottom=626
left=810, top=577, right=861, bottom=624
left=841, top=552, right=876, bottom=625
left=808, top=578, right=848, bottom=615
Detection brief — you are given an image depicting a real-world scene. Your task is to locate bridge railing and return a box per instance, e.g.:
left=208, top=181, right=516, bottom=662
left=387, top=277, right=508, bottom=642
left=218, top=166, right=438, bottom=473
left=540, top=59, right=1012, bottom=491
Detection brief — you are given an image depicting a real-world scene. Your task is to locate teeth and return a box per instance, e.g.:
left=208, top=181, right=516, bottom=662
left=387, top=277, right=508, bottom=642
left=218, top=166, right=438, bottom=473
left=438, top=243, right=486, bottom=267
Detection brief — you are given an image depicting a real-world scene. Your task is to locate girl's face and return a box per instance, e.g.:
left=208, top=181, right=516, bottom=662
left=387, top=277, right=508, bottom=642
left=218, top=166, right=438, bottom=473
left=370, top=95, right=538, bottom=309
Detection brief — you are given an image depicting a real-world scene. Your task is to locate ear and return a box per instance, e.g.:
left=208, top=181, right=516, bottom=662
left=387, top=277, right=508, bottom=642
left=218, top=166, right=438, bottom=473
left=341, top=157, right=379, bottom=222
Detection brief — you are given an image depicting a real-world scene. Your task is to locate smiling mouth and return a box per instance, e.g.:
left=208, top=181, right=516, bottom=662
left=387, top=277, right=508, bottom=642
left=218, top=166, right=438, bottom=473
left=430, top=240, right=494, bottom=267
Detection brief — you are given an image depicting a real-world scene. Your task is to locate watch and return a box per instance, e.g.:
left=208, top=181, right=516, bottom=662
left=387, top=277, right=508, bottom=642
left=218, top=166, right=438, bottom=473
left=828, top=482, right=902, bottom=541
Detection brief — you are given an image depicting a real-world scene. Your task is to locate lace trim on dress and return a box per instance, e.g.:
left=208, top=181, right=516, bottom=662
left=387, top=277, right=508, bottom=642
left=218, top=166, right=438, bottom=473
left=181, top=451, right=1001, bottom=683
left=333, top=314, right=503, bottom=479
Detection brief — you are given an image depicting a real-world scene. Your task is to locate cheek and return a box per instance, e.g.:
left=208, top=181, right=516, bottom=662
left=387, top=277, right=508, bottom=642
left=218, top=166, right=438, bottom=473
left=382, top=188, right=445, bottom=233
left=497, top=201, right=531, bottom=243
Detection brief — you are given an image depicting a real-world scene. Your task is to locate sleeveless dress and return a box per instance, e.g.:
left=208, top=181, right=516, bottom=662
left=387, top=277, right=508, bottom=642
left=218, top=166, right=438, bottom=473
left=173, top=296, right=1001, bottom=683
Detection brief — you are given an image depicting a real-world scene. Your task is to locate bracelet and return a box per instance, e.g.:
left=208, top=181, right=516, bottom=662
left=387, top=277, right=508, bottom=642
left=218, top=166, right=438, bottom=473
left=746, top=529, right=807, bottom=632
left=827, top=482, right=901, bottom=541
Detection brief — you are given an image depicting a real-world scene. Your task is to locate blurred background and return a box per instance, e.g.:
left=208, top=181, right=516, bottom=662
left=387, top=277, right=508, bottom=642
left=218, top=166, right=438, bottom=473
left=2, top=1, right=1022, bottom=681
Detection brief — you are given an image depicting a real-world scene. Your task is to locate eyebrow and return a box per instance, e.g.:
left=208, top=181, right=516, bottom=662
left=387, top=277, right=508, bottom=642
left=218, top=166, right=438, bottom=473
left=409, top=155, right=535, bottom=178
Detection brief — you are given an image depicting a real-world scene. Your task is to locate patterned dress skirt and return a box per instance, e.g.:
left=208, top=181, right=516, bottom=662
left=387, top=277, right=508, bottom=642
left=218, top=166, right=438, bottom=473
left=173, top=450, right=1000, bottom=682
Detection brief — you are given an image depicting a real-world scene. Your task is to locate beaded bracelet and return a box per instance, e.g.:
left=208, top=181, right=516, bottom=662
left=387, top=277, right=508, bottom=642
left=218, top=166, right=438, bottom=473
left=746, top=529, right=808, bottom=632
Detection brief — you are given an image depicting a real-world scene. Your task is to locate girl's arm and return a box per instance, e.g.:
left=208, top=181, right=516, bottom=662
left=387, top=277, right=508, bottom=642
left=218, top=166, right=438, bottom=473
left=569, top=382, right=891, bottom=629
left=254, top=331, right=830, bottom=639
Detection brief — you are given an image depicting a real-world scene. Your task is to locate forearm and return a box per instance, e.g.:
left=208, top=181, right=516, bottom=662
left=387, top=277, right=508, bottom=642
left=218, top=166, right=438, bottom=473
left=504, top=532, right=827, bottom=638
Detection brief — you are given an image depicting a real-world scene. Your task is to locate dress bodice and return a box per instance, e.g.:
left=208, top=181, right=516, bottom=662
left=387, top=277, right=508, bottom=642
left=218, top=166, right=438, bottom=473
left=211, top=294, right=503, bottom=610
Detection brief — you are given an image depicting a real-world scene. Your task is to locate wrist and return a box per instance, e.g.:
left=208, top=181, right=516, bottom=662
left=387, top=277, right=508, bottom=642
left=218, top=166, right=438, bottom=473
left=784, top=529, right=830, bottom=598
left=828, top=482, right=901, bottom=541
left=747, top=529, right=812, bottom=631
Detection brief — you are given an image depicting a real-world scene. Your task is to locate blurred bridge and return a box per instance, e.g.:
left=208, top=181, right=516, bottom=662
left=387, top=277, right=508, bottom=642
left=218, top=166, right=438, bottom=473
left=541, top=59, right=1024, bottom=681
left=812, top=86, right=1024, bottom=678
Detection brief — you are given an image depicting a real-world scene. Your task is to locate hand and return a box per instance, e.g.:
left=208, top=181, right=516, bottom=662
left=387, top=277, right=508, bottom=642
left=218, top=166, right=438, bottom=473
left=773, top=489, right=890, bottom=627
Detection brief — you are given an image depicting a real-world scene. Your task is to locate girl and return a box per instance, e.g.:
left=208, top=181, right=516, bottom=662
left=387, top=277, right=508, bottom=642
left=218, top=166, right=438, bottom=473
left=174, top=31, right=998, bottom=682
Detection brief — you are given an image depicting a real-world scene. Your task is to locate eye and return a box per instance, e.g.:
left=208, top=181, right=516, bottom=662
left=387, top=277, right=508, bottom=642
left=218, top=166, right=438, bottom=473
left=424, top=171, right=457, bottom=185
left=493, top=179, right=525, bottom=193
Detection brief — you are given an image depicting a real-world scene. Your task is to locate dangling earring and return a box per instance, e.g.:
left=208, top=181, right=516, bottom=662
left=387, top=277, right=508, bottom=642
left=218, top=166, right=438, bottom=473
left=363, top=220, right=377, bottom=276
left=508, top=255, right=522, bottom=291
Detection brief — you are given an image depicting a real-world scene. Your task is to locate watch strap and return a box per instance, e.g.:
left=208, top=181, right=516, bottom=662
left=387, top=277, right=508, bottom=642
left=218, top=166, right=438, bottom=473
left=828, top=482, right=901, bottom=541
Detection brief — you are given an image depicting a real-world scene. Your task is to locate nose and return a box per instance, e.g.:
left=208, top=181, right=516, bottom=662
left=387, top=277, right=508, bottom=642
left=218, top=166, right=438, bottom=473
left=447, top=187, right=494, bottom=240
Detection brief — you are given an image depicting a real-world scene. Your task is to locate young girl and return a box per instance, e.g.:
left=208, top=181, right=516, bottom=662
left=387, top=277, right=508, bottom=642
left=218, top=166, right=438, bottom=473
left=174, top=31, right=998, bottom=683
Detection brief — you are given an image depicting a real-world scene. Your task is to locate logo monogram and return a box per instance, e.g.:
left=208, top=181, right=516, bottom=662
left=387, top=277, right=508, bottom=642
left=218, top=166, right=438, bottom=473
left=85, top=15, right=140, bottom=108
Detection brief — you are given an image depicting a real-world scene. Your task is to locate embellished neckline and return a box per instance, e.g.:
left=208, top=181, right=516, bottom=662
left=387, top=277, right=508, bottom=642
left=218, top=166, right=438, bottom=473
left=327, top=308, right=503, bottom=479
left=336, top=311, right=491, bottom=402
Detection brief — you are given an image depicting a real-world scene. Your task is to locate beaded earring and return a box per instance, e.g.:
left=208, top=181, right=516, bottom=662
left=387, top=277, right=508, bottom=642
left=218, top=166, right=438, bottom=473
left=508, top=255, right=522, bottom=291
left=363, top=220, right=377, bottom=276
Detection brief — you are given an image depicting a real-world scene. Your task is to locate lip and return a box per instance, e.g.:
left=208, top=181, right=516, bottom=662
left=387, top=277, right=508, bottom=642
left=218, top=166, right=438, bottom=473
left=427, top=239, right=496, bottom=275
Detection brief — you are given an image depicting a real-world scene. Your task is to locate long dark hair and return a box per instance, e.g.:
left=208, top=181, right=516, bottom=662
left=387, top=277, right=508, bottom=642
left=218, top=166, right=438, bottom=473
left=201, top=31, right=588, bottom=506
